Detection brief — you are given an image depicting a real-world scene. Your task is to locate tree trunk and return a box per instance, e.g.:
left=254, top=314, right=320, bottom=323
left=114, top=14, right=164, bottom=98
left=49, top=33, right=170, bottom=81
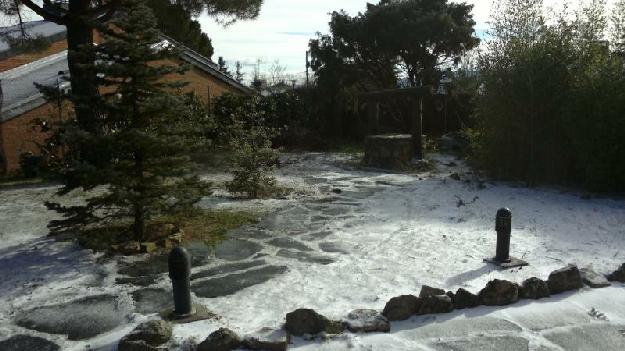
left=133, top=152, right=145, bottom=242
left=66, top=0, right=100, bottom=134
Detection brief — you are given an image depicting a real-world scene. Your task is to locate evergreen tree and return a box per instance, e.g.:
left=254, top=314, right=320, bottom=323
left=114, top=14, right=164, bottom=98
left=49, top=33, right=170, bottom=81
left=235, top=61, right=244, bottom=82
left=45, top=0, right=210, bottom=241
left=218, top=56, right=230, bottom=75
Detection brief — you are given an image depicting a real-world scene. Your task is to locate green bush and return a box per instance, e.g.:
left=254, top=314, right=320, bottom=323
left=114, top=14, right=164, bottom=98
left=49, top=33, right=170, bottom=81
left=226, top=120, right=279, bottom=198
left=469, top=0, right=625, bottom=192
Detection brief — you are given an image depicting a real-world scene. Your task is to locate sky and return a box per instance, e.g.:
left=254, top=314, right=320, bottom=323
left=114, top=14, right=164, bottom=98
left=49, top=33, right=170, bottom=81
left=198, top=0, right=492, bottom=81
left=2, top=0, right=617, bottom=82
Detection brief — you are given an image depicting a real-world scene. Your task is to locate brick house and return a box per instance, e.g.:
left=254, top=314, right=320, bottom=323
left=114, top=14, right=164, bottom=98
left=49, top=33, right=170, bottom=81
left=0, top=21, right=250, bottom=175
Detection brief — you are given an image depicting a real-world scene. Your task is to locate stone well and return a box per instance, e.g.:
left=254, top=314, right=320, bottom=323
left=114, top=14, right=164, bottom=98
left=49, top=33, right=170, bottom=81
left=364, top=134, right=414, bottom=170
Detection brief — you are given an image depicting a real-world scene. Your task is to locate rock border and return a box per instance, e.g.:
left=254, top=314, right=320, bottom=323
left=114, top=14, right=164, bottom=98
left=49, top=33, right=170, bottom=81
left=126, top=263, right=623, bottom=351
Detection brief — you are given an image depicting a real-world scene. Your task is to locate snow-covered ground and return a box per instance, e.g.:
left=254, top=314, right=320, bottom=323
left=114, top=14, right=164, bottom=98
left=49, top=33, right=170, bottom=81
left=0, top=152, right=624, bottom=350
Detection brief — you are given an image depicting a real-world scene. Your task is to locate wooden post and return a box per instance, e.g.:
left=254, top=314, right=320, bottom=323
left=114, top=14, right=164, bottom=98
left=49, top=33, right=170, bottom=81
left=367, top=102, right=380, bottom=135
left=410, top=97, right=423, bottom=159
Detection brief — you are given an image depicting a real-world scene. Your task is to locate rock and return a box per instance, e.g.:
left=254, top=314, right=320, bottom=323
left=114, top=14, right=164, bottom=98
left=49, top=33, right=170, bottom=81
left=0, top=335, right=60, bottom=351
left=120, top=241, right=142, bottom=255
left=145, top=223, right=178, bottom=241
left=285, top=309, right=331, bottom=336
left=607, top=263, right=625, bottom=282
left=117, top=340, right=158, bottom=351
left=416, top=295, right=454, bottom=315
left=119, top=320, right=172, bottom=347
left=580, top=267, right=611, bottom=288
left=197, top=328, right=241, bottom=351
left=344, top=309, right=390, bottom=333
left=332, top=188, right=342, bottom=194
left=547, top=264, right=583, bottom=294
left=15, top=294, right=133, bottom=340
left=452, top=288, right=480, bottom=309
left=140, top=242, right=158, bottom=253
left=419, top=285, right=446, bottom=298
left=479, top=279, right=519, bottom=306
left=449, top=173, right=461, bottom=181
left=519, top=277, right=550, bottom=299
left=242, top=328, right=288, bottom=351
left=382, top=295, right=421, bottom=321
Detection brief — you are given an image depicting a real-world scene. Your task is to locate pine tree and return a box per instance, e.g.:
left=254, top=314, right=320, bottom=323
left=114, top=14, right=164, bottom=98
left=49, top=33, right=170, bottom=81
left=46, top=0, right=210, bottom=241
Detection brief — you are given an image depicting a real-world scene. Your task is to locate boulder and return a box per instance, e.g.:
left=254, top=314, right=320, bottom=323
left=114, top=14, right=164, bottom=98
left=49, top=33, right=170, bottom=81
left=419, top=285, right=445, bottom=298
left=519, top=277, right=550, bottom=299
left=285, top=309, right=330, bottom=336
left=548, top=264, right=583, bottom=294
left=382, top=295, right=421, bottom=321
left=416, top=295, right=454, bottom=315
left=197, top=328, right=241, bottom=351
left=0, top=335, right=60, bottom=351
left=607, top=263, right=625, bottom=283
left=118, top=320, right=172, bottom=351
left=479, top=279, right=519, bottom=306
left=580, top=267, right=611, bottom=288
left=452, top=288, right=480, bottom=309
left=117, top=340, right=159, bottom=351
left=242, top=328, right=287, bottom=351
left=344, top=309, right=390, bottom=333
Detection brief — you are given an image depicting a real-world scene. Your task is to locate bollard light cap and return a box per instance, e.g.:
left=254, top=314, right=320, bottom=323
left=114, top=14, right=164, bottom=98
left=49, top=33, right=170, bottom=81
left=496, top=208, right=512, bottom=218
left=169, top=246, right=191, bottom=280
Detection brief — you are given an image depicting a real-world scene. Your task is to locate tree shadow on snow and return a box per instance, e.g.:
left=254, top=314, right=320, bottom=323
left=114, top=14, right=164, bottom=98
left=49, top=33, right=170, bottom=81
left=0, top=237, right=101, bottom=296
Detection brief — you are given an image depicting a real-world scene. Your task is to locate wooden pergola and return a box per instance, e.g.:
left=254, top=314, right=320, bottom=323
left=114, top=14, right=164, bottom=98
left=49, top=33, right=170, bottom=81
left=359, top=86, right=433, bottom=159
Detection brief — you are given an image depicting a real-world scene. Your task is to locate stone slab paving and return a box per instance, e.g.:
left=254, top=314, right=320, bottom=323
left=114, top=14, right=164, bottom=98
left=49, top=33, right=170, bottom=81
left=542, top=324, right=625, bottom=351
left=432, top=336, right=530, bottom=351
left=14, top=295, right=133, bottom=340
left=191, top=265, right=289, bottom=298
left=131, top=288, right=172, bottom=314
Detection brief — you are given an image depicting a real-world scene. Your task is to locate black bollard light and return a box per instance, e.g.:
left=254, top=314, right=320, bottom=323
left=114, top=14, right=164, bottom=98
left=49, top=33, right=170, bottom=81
left=169, top=246, right=195, bottom=318
left=495, top=208, right=512, bottom=262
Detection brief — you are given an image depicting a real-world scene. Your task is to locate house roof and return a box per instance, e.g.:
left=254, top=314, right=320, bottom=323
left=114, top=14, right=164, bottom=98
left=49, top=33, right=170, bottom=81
left=0, top=21, right=251, bottom=123
left=0, top=51, right=69, bottom=122
left=162, top=34, right=252, bottom=94
left=0, top=20, right=67, bottom=59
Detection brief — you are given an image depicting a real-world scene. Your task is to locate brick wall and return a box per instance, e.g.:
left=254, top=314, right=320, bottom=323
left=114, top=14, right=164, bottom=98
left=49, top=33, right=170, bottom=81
left=0, top=57, right=245, bottom=175
left=0, top=103, right=63, bottom=175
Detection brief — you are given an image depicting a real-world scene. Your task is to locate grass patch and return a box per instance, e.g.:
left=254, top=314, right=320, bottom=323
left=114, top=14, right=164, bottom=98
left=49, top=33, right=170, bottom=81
left=0, top=176, right=46, bottom=189
left=77, top=208, right=259, bottom=253
left=157, top=208, right=259, bottom=246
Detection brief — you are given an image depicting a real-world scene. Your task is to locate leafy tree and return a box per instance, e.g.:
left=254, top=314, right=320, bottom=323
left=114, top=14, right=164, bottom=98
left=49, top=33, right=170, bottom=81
left=45, top=0, right=210, bottom=240
left=310, top=0, right=479, bottom=88
left=4, top=0, right=263, bottom=134
left=470, top=0, right=625, bottom=191
left=365, top=0, right=479, bottom=86
left=611, top=0, right=625, bottom=52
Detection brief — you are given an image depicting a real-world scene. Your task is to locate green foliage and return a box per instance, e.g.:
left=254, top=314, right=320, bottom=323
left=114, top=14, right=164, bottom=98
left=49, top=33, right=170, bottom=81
left=470, top=0, right=625, bottom=192
left=44, top=0, right=210, bottom=240
left=226, top=120, right=279, bottom=198
left=211, top=94, right=279, bottom=198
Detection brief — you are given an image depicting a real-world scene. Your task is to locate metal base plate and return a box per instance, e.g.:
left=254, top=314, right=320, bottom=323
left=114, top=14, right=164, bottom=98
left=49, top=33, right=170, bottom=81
left=161, top=303, right=218, bottom=324
left=484, top=256, right=529, bottom=268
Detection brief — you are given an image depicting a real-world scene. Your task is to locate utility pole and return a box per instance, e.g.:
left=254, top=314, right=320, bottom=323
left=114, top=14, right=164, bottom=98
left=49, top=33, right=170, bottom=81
left=305, top=50, right=310, bottom=87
